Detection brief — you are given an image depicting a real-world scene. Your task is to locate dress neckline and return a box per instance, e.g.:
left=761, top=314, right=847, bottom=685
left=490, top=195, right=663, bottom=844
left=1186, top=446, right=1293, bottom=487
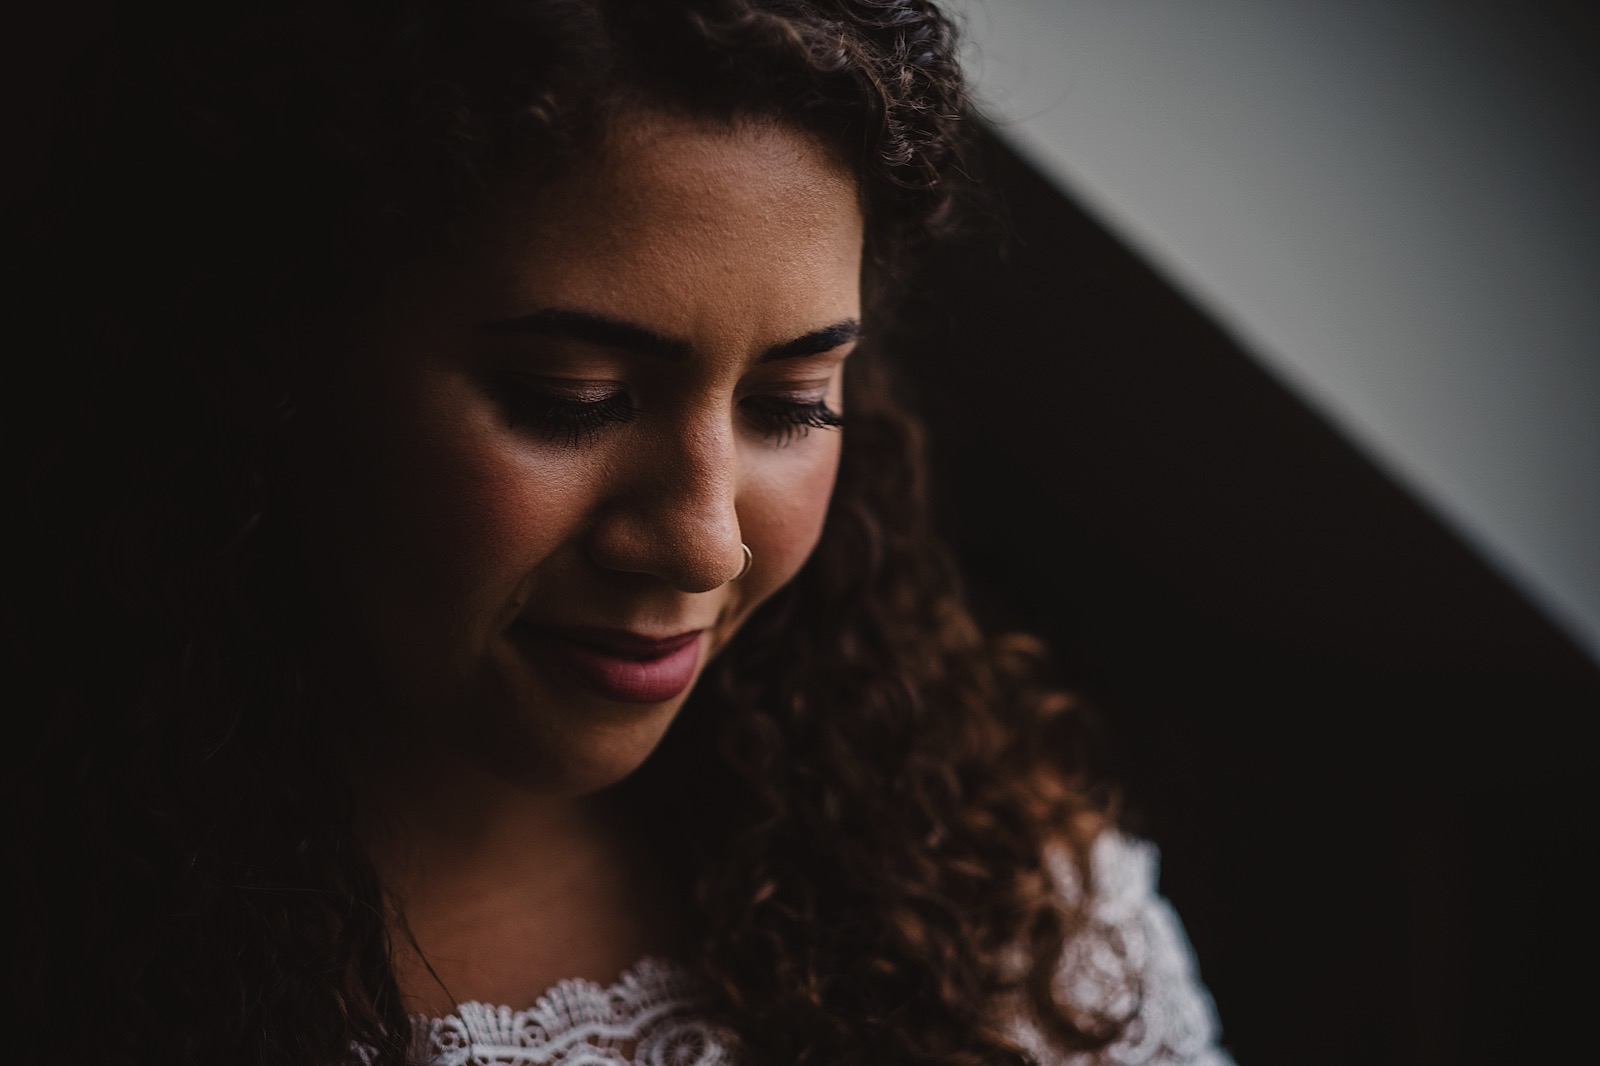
left=407, top=955, right=727, bottom=1065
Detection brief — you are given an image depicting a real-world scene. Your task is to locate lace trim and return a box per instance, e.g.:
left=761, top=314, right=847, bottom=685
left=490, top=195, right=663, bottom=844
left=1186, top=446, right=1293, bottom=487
left=1006, top=833, right=1236, bottom=1066
left=409, top=956, right=732, bottom=1066
left=402, top=835, right=1231, bottom=1066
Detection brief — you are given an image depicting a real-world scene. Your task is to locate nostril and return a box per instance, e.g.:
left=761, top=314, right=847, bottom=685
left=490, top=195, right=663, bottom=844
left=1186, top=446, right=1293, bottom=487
left=582, top=421, right=745, bottom=592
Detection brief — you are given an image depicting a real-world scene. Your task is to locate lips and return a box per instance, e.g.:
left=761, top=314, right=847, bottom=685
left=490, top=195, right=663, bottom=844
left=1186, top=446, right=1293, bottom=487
left=535, top=626, right=705, bottom=704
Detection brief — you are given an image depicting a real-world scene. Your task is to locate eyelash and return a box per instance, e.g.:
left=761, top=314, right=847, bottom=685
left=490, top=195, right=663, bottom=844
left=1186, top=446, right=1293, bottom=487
left=495, top=388, right=639, bottom=446
left=741, top=395, right=844, bottom=445
left=492, top=384, right=843, bottom=447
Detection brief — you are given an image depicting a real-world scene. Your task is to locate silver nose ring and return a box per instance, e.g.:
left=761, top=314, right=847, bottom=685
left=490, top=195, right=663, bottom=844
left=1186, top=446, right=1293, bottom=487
left=734, top=543, right=753, bottom=581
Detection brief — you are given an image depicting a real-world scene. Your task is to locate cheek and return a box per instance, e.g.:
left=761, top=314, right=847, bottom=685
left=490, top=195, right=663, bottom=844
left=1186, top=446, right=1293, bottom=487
left=306, top=385, right=591, bottom=644
left=739, top=436, right=842, bottom=597
left=410, top=448, right=563, bottom=611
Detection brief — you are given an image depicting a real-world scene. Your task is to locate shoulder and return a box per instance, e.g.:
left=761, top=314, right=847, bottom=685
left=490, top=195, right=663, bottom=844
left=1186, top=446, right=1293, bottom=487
left=1008, top=831, right=1238, bottom=1066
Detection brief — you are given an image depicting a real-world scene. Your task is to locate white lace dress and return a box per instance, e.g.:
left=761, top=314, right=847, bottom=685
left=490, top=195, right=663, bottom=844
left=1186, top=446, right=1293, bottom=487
left=405, top=833, right=1234, bottom=1066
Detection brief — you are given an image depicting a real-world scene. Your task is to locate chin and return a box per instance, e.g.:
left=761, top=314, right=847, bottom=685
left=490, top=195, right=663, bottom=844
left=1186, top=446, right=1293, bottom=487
left=472, top=694, right=687, bottom=798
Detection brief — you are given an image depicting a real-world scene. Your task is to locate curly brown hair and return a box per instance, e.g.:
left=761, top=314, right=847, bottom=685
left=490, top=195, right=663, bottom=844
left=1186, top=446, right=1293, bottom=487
left=4, top=1, right=1125, bottom=1063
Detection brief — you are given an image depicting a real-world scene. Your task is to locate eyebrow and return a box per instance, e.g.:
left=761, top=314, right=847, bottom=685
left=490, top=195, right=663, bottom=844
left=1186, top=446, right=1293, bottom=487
left=481, top=308, right=860, bottom=363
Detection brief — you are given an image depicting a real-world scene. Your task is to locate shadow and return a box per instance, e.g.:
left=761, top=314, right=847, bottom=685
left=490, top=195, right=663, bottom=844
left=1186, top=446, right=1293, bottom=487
left=890, top=122, right=1599, bottom=1066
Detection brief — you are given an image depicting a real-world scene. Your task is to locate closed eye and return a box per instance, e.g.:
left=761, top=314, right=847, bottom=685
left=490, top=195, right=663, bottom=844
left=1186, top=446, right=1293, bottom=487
left=743, top=395, right=843, bottom=445
left=486, top=377, right=638, bottom=446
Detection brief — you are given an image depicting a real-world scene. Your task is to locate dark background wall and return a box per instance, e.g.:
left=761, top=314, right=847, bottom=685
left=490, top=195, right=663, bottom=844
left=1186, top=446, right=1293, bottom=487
left=891, top=127, right=1598, bottom=1065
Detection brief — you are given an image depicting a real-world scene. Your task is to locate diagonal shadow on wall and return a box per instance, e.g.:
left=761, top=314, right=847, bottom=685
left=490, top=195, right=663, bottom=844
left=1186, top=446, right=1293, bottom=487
left=891, top=122, right=1599, bottom=1066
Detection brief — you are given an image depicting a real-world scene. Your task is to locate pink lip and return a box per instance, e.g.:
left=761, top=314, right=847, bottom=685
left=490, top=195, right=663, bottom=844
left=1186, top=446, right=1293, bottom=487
left=539, top=627, right=705, bottom=704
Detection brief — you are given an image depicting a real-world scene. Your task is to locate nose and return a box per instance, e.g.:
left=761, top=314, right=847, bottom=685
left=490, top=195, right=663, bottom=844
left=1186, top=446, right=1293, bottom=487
left=586, top=415, right=747, bottom=593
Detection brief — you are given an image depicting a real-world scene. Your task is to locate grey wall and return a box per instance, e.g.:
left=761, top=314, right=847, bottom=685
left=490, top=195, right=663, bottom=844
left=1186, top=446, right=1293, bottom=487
left=946, top=0, right=1600, bottom=663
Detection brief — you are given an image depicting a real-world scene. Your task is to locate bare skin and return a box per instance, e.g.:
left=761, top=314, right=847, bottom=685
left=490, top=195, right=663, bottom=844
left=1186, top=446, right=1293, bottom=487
left=291, top=111, right=863, bottom=1015
left=372, top=766, right=676, bottom=1019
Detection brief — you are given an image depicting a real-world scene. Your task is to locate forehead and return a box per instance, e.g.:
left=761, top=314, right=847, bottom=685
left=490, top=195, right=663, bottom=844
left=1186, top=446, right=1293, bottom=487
left=465, top=110, right=864, bottom=345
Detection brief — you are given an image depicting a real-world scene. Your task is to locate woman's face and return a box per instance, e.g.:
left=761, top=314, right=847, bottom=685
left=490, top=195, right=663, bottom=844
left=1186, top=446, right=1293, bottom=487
left=295, top=111, right=862, bottom=795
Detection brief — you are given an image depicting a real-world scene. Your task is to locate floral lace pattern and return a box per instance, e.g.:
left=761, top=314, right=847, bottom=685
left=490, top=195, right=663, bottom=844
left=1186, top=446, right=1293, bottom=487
left=408, top=957, right=731, bottom=1066
left=408, top=834, right=1232, bottom=1066
left=1005, top=833, right=1236, bottom=1066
